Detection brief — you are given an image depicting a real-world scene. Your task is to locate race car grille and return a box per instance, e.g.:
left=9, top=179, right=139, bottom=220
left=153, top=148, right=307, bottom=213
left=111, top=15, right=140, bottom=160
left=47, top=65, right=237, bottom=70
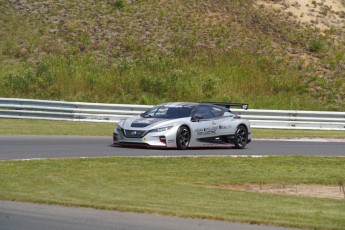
left=122, top=129, right=146, bottom=138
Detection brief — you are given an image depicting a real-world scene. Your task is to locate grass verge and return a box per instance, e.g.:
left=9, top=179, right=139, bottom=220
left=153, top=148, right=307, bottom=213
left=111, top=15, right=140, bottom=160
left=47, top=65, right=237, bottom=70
left=0, top=156, right=344, bottom=229
left=0, top=118, right=114, bottom=136
left=1, top=118, right=345, bottom=139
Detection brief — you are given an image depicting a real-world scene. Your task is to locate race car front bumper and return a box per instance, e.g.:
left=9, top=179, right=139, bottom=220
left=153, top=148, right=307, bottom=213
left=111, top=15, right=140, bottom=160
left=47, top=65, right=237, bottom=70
left=113, top=126, right=178, bottom=148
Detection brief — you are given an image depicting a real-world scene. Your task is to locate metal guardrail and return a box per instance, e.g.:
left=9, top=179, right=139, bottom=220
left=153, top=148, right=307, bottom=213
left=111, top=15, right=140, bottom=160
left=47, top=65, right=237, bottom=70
left=0, top=98, right=150, bottom=122
left=1, top=98, right=345, bottom=130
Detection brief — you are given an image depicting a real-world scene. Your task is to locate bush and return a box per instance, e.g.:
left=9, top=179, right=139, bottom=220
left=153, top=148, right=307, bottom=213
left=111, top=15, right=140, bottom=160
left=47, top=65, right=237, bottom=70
left=110, top=0, right=125, bottom=9
left=307, top=38, right=324, bottom=53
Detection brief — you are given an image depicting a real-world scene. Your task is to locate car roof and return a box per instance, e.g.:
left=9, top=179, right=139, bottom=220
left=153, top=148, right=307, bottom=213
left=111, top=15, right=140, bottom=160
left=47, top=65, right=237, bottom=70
left=157, top=102, right=228, bottom=108
left=158, top=102, right=200, bottom=107
left=157, top=102, right=248, bottom=110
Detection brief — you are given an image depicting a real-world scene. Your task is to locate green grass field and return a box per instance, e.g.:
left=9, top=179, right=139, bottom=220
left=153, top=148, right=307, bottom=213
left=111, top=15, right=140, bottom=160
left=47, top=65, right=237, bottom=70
left=1, top=156, right=345, bottom=229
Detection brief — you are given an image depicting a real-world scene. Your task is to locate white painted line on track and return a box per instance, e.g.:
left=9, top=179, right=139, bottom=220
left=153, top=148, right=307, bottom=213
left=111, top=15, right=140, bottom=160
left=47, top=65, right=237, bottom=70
left=1, top=155, right=269, bottom=161
left=255, top=138, right=345, bottom=143
left=135, top=155, right=269, bottom=158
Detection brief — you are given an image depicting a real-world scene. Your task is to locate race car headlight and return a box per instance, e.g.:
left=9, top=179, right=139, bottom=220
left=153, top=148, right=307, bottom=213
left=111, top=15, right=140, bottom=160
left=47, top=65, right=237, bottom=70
left=150, top=126, right=173, bottom=133
left=115, top=125, right=123, bottom=133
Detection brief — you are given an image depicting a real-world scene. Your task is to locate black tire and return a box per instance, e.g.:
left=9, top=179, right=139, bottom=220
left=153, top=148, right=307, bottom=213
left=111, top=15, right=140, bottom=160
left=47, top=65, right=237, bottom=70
left=176, top=126, right=190, bottom=150
left=234, top=125, right=248, bottom=149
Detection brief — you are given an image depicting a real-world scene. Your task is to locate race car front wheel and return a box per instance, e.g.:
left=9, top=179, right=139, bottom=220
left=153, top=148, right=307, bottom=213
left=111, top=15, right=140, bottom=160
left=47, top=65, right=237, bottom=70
left=176, top=126, right=190, bottom=150
left=234, top=125, right=248, bottom=149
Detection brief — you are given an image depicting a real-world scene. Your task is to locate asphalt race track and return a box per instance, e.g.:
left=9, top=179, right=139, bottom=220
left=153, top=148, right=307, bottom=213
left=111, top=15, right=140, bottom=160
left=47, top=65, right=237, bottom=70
left=1, top=135, right=344, bottom=230
left=0, top=200, right=298, bottom=230
left=0, top=135, right=344, bottom=160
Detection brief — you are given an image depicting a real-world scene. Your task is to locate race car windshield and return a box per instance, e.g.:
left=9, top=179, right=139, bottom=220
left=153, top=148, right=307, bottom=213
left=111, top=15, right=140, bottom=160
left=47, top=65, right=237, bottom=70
left=142, top=106, right=195, bottom=119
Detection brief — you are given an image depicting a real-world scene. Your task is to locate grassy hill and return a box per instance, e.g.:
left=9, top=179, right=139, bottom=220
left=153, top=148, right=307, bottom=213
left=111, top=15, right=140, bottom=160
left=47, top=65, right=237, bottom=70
left=0, top=0, right=344, bottom=110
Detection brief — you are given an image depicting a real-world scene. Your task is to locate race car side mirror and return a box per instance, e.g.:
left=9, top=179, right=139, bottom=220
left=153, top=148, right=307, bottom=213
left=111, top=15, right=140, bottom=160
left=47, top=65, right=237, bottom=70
left=191, top=114, right=203, bottom=122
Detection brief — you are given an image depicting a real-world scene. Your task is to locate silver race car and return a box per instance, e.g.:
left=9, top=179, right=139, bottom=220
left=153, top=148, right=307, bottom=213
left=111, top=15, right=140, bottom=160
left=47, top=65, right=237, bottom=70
left=113, top=102, right=251, bottom=149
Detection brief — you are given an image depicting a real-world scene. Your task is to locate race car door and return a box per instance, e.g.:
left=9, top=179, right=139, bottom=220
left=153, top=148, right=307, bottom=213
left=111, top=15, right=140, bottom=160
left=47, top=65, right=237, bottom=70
left=189, top=105, right=220, bottom=146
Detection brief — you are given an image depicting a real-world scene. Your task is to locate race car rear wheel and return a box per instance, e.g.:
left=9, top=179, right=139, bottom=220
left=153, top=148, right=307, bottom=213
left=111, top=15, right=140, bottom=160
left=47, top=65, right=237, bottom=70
left=234, top=125, right=248, bottom=149
left=176, top=126, right=190, bottom=150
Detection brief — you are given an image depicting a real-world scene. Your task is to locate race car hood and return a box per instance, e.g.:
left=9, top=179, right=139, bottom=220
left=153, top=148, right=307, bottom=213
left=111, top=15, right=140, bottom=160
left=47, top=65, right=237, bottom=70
left=119, top=116, right=169, bottom=129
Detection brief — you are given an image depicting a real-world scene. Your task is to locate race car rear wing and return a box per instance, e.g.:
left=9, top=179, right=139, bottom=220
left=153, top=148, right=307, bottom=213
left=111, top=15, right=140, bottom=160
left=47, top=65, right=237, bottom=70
left=202, top=102, right=249, bottom=110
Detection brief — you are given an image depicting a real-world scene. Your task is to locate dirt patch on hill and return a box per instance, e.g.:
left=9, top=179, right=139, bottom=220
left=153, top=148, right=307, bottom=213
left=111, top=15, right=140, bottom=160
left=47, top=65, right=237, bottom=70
left=215, top=184, right=345, bottom=199
left=256, top=0, right=345, bottom=31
